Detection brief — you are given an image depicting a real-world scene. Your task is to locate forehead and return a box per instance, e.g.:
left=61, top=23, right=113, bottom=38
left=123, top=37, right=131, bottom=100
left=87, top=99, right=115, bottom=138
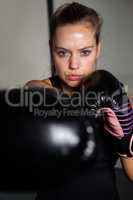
left=53, top=23, right=96, bottom=48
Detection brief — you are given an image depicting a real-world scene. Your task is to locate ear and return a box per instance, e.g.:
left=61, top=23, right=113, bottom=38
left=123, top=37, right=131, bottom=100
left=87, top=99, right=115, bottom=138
left=96, top=41, right=101, bottom=58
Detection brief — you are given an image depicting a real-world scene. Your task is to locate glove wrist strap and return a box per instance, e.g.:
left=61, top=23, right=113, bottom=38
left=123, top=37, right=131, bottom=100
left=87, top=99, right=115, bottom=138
left=113, top=131, right=133, bottom=158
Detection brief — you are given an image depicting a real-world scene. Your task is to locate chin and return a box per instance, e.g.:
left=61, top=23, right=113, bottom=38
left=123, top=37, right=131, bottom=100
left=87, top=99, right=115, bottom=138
left=67, top=80, right=81, bottom=88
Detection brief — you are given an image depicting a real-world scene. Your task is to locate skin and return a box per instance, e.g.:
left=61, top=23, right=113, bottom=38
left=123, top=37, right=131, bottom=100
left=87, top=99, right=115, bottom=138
left=121, top=157, right=133, bottom=181
left=51, top=23, right=101, bottom=95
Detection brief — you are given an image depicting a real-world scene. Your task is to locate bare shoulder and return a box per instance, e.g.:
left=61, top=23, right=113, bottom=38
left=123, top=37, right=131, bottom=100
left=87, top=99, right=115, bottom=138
left=25, top=78, right=52, bottom=88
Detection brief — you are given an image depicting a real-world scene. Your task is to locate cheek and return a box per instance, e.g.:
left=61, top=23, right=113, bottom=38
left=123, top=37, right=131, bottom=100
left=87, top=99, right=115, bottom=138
left=54, top=60, right=66, bottom=76
left=84, top=51, right=98, bottom=66
left=53, top=56, right=68, bottom=73
left=53, top=53, right=62, bottom=65
left=82, top=54, right=97, bottom=74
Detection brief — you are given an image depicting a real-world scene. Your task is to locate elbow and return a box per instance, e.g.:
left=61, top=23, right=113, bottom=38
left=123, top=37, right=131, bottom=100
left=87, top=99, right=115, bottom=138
left=126, top=173, right=133, bottom=182
left=120, top=157, right=133, bottom=182
left=123, top=167, right=133, bottom=182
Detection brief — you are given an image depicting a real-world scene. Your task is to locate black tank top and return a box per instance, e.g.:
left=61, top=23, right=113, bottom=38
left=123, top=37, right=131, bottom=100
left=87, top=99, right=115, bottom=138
left=35, top=76, right=120, bottom=200
left=49, top=76, right=62, bottom=90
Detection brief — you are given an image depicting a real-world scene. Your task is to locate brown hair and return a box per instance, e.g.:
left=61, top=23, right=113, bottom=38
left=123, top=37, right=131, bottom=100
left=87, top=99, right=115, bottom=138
left=50, top=2, right=103, bottom=45
left=49, top=2, right=103, bottom=75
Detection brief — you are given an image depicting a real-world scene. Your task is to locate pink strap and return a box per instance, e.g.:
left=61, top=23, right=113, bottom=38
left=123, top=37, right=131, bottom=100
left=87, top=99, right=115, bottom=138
left=98, top=107, right=124, bottom=139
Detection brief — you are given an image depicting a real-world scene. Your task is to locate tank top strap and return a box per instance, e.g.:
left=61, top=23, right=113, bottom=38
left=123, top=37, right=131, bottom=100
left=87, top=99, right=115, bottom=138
left=49, top=76, right=62, bottom=91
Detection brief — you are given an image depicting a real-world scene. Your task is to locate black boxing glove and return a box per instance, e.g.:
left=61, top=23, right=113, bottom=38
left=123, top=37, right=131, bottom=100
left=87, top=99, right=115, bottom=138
left=82, top=69, right=133, bottom=158
left=26, top=87, right=97, bottom=162
left=0, top=87, right=96, bottom=174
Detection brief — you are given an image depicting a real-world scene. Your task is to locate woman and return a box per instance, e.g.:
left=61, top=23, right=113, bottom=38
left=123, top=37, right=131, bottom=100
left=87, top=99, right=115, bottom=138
left=26, top=2, right=133, bottom=200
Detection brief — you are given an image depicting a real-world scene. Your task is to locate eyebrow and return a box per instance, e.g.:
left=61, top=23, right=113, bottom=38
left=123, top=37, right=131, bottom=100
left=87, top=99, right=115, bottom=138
left=54, top=46, right=95, bottom=51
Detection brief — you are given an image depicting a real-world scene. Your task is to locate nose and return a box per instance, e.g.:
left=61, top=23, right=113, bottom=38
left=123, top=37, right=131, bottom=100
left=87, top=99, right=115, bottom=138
left=69, top=54, right=80, bottom=70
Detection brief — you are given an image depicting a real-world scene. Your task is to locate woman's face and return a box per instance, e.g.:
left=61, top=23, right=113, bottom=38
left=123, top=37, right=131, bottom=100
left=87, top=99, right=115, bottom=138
left=51, top=23, right=101, bottom=94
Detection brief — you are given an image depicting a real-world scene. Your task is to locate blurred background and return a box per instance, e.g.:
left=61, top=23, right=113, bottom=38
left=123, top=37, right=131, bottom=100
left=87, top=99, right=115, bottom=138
left=0, top=0, right=133, bottom=199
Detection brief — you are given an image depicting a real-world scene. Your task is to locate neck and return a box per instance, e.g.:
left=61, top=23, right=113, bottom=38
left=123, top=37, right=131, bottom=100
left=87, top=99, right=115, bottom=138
left=60, top=80, right=78, bottom=96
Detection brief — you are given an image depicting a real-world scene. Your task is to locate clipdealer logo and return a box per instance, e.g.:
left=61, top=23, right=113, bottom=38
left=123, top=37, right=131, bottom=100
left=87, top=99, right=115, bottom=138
left=4, top=85, right=130, bottom=115
left=4, top=86, right=100, bottom=111
left=33, top=107, right=97, bottom=119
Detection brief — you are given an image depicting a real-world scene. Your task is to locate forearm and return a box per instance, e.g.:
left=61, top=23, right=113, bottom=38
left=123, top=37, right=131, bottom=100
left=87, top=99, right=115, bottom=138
left=120, top=156, right=133, bottom=182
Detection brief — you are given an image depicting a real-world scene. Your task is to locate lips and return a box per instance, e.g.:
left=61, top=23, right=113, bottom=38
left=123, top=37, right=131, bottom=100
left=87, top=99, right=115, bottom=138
left=67, top=74, right=83, bottom=81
